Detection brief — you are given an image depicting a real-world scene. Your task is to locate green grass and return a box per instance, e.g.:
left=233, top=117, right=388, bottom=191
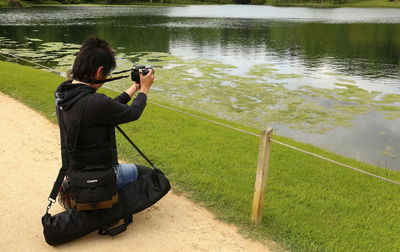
left=1, top=60, right=400, bottom=251
left=0, top=0, right=9, bottom=6
left=342, top=0, right=400, bottom=7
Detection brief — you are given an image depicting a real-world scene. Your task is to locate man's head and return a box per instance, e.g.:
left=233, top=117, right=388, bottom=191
left=72, top=37, right=116, bottom=85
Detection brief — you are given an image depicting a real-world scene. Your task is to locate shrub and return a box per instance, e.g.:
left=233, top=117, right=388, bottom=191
left=251, top=0, right=265, bottom=4
left=60, top=0, right=80, bottom=4
left=8, top=0, right=22, bottom=7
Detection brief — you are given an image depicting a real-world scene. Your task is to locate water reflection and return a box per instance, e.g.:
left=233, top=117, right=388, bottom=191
left=167, top=5, right=400, bottom=23
left=3, top=5, right=400, bottom=24
left=274, top=112, right=400, bottom=169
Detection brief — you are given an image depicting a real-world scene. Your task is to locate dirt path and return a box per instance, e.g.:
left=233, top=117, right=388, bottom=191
left=0, top=92, right=274, bottom=252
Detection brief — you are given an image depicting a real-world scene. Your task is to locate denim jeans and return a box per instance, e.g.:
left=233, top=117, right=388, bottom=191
left=114, top=163, right=139, bottom=190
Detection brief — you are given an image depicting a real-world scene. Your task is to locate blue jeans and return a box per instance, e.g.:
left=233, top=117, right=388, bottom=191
left=114, top=163, right=139, bottom=190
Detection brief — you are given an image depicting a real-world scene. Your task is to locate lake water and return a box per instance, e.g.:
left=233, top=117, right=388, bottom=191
left=0, top=5, right=399, bottom=169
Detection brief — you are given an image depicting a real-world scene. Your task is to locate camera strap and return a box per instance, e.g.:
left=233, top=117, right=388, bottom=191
left=76, top=75, right=129, bottom=85
left=115, top=125, right=156, bottom=169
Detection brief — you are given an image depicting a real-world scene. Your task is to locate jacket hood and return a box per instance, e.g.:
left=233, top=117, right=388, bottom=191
left=55, top=81, right=96, bottom=111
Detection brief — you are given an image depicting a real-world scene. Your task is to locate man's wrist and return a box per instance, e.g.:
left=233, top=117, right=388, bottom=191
left=125, top=84, right=139, bottom=98
left=139, top=87, right=150, bottom=94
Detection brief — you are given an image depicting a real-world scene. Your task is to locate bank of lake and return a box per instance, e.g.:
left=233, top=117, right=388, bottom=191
left=1, top=0, right=400, bottom=8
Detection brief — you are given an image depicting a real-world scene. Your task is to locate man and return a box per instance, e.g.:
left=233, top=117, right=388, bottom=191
left=55, top=37, right=154, bottom=208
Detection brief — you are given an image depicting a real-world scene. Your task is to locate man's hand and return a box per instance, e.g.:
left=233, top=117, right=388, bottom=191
left=139, top=69, right=154, bottom=95
left=124, top=82, right=140, bottom=98
left=124, top=69, right=154, bottom=97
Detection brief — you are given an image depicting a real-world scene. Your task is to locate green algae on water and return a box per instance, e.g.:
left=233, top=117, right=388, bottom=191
left=1, top=38, right=399, bottom=134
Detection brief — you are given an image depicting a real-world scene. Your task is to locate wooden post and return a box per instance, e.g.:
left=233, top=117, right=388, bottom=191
left=65, top=69, right=72, bottom=80
left=251, top=127, right=273, bottom=224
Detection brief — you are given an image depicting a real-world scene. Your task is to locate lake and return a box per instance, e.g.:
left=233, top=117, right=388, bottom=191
left=0, top=5, right=399, bottom=169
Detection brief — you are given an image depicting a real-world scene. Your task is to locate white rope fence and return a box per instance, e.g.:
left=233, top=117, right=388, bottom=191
left=1, top=51, right=399, bottom=187
left=132, top=100, right=400, bottom=186
left=0, top=51, right=60, bottom=74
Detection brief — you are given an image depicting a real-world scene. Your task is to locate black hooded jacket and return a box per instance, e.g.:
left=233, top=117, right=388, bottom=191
left=55, top=80, right=147, bottom=171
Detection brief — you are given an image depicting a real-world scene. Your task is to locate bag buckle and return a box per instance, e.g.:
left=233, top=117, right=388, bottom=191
left=46, top=197, right=56, bottom=214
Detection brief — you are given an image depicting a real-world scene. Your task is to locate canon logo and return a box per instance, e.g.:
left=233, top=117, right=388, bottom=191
left=87, top=179, right=98, bottom=184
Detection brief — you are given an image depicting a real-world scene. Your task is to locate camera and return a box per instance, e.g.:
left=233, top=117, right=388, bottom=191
left=131, top=66, right=154, bottom=84
left=110, top=65, right=154, bottom=84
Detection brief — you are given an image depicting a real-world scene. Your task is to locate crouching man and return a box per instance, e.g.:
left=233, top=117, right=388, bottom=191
left=42, top=37, right=170, bottom=246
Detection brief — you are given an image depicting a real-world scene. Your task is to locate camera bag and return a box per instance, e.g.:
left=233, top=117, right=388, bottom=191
left=42, top=167, right=170, bottom=245
left=69, top=164, right=119, bottom=211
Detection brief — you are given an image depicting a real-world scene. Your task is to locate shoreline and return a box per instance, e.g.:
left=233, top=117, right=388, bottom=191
left=2, top=1, right=400, bottom=9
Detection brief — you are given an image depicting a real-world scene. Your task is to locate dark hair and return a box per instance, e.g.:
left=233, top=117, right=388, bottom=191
left=72, top=37, right=116, bottom=81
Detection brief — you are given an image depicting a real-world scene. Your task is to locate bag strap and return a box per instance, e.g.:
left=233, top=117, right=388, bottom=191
left=46, top=108, right=70, bottom=213
left=45, top=95, right=91, bottom=214
left=110, top=125, right=118, bottom=166
left=97, top=124, right=156, bottom=235
left=115, top=125, right=156, bottom=169
left=98, top=190, right=132, bottom=236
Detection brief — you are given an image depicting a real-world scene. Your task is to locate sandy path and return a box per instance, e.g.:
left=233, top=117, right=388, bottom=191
left=0, top=92, right=274, bottom=252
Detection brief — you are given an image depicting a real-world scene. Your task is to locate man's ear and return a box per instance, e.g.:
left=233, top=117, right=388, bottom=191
left=95, top=66, right=105, bottom=80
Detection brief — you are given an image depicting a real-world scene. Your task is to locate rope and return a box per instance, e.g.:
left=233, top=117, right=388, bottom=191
left=271, top=139, right=400, bottom=186
left=1, top=51, right=399, bottom=186
left=0, top=51, right=59, bottom=74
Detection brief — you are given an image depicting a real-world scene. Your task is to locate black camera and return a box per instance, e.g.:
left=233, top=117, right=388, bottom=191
left=131, top=66, right=154, bottom=84
left=110, top=65, right=154, bottom=85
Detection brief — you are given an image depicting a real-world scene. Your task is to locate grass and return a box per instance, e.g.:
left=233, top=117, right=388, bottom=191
left=341, top=0, right=400, bottom=7
left=1, top=60, right=400, bottom=251
left=0, top=0, right=9, bottom=6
